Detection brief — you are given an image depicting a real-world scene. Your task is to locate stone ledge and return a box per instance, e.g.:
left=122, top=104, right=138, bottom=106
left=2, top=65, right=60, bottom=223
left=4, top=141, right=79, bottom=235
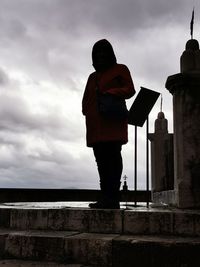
left=123, top=209, right=200, bottom=236
left=1, top=207, right=200, bottom=237
left=9, top=208, right=123, bottom=234
left=1, top=230, right=200, bottom=267
left=1, top=230, right=117, bottom=266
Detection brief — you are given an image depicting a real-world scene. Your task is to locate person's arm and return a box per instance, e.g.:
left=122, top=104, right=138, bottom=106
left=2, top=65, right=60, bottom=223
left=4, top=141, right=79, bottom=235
left=105, top=65, right=135, bottom=99
left=82, top=75, right=91, bottom=115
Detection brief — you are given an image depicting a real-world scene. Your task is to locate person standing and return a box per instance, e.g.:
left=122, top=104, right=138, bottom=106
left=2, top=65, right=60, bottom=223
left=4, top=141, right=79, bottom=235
left=82, top=39, right=135, bottom=209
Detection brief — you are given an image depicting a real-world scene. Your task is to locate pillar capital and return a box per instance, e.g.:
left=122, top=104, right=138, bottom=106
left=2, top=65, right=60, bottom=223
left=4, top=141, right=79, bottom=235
left=166, top=72, right=200, bottom=95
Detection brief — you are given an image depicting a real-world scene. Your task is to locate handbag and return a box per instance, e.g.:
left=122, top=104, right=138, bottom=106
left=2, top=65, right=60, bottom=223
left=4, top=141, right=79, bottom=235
left=96, top=75, right=128, bottom=119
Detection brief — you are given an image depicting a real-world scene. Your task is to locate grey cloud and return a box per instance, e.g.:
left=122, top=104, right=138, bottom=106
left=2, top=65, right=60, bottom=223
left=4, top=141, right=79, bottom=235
left=0, top=128, right=74, bottom=166
left=0, top=94, right=83, bottom=141
left=70, top=0, right=192, bottom=36
left=0, top=135, right=98, bottom=189
left=0, top=18, right=27, bottom=41
left=0, top=0, right=191, bottom=79
left=0, top=68, right=10, bottom=86
left=0, top=119, right=94, bottom=188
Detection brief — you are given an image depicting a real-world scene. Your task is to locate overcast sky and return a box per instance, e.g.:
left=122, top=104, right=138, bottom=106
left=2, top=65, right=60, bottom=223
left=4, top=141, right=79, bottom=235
left=0, top=0, right=198, bottom=189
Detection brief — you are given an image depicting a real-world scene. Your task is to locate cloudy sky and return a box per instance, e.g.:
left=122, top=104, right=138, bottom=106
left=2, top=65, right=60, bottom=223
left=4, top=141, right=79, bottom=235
left=0, top=0, right=198, bottom=189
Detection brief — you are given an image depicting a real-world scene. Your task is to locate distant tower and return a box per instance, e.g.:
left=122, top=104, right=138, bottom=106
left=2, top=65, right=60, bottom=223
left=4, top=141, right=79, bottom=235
left=166, top=39, right=200, bottom=208
left=181, top=39, right=200, bottom=73
left=149, top=111, right=174, bottom=203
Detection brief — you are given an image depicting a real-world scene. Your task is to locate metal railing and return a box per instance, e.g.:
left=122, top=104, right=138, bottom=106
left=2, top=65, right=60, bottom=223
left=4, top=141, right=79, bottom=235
left=132, top=119, right=151, bottom=208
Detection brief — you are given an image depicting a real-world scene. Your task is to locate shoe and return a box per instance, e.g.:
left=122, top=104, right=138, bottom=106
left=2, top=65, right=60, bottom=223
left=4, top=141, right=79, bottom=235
left=89, top=200, right=120, bottom=209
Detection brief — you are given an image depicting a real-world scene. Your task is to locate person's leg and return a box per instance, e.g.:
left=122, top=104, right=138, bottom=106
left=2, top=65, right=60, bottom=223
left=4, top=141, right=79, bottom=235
left=90, top=142, right=122, bottom=209
left=92, top=143, right=108, bottom=203
left=105, top=142, right=122, bottom=204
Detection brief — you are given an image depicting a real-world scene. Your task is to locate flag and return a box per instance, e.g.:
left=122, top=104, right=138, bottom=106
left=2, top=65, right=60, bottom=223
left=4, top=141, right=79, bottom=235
left=190, top=8, right=194, bottom=39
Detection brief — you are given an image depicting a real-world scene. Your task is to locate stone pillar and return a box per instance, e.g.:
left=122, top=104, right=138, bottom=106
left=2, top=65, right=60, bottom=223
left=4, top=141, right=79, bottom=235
left=166, top=39, right=200, bottom=208
left=149, top=112, right=174, bottom=203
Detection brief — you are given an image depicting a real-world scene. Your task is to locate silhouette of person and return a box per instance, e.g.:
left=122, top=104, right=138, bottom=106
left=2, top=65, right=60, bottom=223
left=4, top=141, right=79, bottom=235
left=82, top=39, right=135, bottom=209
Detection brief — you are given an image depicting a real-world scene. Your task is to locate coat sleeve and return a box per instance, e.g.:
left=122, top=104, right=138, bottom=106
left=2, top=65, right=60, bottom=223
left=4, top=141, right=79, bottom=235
left=82, top=75, right=91, bottom=116
left=106, top=65, right=135, bottom=99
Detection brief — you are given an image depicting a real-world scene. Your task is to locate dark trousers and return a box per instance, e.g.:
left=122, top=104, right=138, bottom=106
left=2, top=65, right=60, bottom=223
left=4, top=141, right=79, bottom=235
left=93, top=141, right=123, bottom=202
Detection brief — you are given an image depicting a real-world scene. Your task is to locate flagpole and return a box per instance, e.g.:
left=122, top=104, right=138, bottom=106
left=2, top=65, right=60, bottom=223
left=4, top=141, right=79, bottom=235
left=190, top=7, right=194, bottom=39
left=160, top=94, right=163, bottom=112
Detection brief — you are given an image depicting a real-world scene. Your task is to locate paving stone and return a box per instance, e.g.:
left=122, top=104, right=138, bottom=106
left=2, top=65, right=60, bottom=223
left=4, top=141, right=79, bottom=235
left=148, top=211, right=173, bottom=235
left=124, top=210, right=181, bottom=236
left=5, top=230, right=79, bottom=261
left=65, top=233, right=119, bottom=266
left=123, top=211, right=149, bottom=234
left=87, top=209, right=122, bottom=234
left=48, top=209, right=89, bottom=232
left=173, top=211, right=195, bottom=236
left=10, top=209, right=48, bottom=230
left=124, top=211, right=197, bottom=236
left=48, top=208, right=122, bottom=234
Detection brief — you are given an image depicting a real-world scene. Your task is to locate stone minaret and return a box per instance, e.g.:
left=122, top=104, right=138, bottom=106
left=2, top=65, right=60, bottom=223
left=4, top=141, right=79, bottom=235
left=149, top=112, right=174, bottom=203
left=166, top=39, right=200, bottom=208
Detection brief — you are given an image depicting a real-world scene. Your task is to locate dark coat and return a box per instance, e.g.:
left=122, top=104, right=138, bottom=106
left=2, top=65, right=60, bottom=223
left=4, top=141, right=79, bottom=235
left=82, top=63, right=135, bottom=147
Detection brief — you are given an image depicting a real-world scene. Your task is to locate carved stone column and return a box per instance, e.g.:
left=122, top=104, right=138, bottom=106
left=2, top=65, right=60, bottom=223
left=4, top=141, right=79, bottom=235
left=166, top=39, right=200, bottom=208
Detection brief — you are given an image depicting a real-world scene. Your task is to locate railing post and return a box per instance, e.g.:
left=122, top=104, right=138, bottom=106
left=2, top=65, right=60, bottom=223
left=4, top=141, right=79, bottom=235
left=134, top=125, right=137, bottom=206
left=146, top=116, right=149, bottom=208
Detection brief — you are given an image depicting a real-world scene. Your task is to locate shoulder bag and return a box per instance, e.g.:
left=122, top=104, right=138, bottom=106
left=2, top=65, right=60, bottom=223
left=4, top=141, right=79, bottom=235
left=96, top=75, right=128, bottom=120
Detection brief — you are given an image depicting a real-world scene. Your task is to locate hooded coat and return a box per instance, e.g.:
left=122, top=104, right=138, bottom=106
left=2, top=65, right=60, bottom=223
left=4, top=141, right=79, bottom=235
left=82, top=40, right=135, bottom=147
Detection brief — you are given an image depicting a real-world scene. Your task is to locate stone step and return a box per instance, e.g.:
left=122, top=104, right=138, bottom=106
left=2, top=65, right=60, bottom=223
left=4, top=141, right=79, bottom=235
left=1, top=207, right=200, bottom=237
left=113, top=235, right=200, bottom=267
left=0, top=229, right=117, bottom=266
left=0, top=260, right=87, bottom=267
left=0, top=229, right=200, bottom=267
